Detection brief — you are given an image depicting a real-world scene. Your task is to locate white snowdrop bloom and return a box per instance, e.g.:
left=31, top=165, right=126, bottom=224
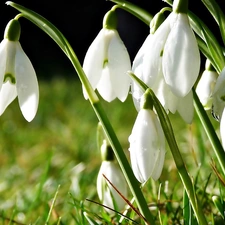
left=220, top=108, right=225, bottom=150
left=132, top=57, right=194, bottom=124
left=83, top=27, right=131, bottom=102
left=128, top=103, right=165, bottom=183
left=97, top=140, right=127, bottom=213
left=131, top=11, right=167, bottom=110
left=212, top=67, right=225, bottom=121
left=152, top=72, right=194, bottom=124
left=162, top=12, right=200, bottom=97
left=0, top=19, right=39, bottom=122
left=132, top=4, right=200, bottom=102
left=97, top=161, right=127, bottom=213
left=196, top=63, right=218, bottom=110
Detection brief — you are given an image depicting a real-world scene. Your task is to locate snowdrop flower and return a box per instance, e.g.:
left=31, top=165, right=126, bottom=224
left=131, top=10, right=166, bottom=109
left=132, top=57, right=194, bottom=124
left=82, top=9, right=131, bottom=102
left=220, top=108, right=225, bottom=150
left=0, top=19, right=39, bottom=122
left=97, top=140, right=127, bottom=213
left=212, top=67, right=225, bottom=121
left=196, top=59, right=218, bottom=110
left=152, top=71, right=194, bottom=124
left=133, top=0, right=200, bottom=99
left=128, top=90, right=166, bottom=183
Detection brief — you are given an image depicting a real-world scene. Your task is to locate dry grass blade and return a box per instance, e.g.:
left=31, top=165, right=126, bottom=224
left=103, top=174, right=151, bottom=225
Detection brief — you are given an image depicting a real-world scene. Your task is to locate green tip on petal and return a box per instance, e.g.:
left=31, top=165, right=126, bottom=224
left=4, top=73, right=16, bottom=84
left=140, top=89, right=153, bottom=110
left=103, top=9, right=118, bottom=30
left=4, top=19, right=21, bottom=41
left=173, top=0, right=188, bottom=14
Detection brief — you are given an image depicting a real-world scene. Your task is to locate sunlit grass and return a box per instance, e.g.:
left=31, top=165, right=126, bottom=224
left=0, top=77, right=224, bottom=224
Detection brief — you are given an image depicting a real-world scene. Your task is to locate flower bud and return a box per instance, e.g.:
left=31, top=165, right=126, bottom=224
left=196, top=59, right=218, bottom=110
left=129, top=93, right=166, bottom=183
left=97, top=141, right=127, bottom=213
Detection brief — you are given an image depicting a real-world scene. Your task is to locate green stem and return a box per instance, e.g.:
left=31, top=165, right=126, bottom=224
left=6, top=2, right=155, bottom=224
left=193, top=89, right=225, bottom=175
left=130, top=73, right=208, bottom=225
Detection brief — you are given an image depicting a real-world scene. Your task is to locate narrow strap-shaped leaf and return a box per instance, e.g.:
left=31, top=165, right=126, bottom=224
left=188, top=10, right=225, bottom=72
left=201, top=0, right=225, bottom=46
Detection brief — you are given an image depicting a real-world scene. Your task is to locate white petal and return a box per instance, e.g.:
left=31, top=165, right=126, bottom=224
left=0, top=80, right=17, bottom=115
left=163, top=13, right=200, bottom=97
left=82, top=29, right=109, bottom=99
left=152, top=72, right=178, bottom=113
left=107, top=30, right=131, bottom=102
left=142, top=14, right=172, bottom=86
left=15, top=43, right=39, bottom=122
left=0, top=39, right=8, bottom=89
left=220, top=108, right=225, bottom=150
left=165, top=89, right=179, bottom=114
left=131, top=82, right=144, bottom=111
left=132, top=34, right=153, bottom=77
left=97, top=66, right=116, bottom=102
left=151, top=149, right=165, bottom=180
left=196, top=70, right=218, bottom=110
left=177, top=90, right=194, bottom=124
left=129, top=110, right=165, bottom=183
left=97, top=161, right=127, bottom=212
left=212, top=67, right=225, bottom=120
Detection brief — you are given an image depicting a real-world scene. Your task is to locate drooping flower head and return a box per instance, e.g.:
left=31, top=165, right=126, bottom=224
left=97, top=140, right=127, bottom=213
left=212, top=67, right=225, bottom=121
left=128, top=89, right=166, bottom=183
left=131, top=1, right=197, bottom=123
left=82, top=8, right=131, bottom=102
left=196, top=59, right=218, bottom=110
left=0, top=18, right=39, bottom=122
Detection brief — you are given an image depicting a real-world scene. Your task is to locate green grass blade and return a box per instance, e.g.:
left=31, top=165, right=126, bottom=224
left=201, top=0, right=225, bottom=46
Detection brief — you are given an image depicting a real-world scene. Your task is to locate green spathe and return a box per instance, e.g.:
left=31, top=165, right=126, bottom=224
left=103, top=9, right=118, bottom=30
left=4, top=19, right=21, bottom=41
left=173, top=0, right=188, bottom=14
left=150, top=11, right=165, bottom=34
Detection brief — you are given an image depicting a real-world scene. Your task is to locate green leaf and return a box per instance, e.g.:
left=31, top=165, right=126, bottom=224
left=109, top=0, right=152, bottom=25
left=188, top=10, right=225, bottom=72
left=201, top=0, right=225, bottom=46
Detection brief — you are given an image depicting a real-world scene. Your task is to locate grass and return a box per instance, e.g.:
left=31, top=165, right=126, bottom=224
left=0, top=76, right=224, bottom=224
